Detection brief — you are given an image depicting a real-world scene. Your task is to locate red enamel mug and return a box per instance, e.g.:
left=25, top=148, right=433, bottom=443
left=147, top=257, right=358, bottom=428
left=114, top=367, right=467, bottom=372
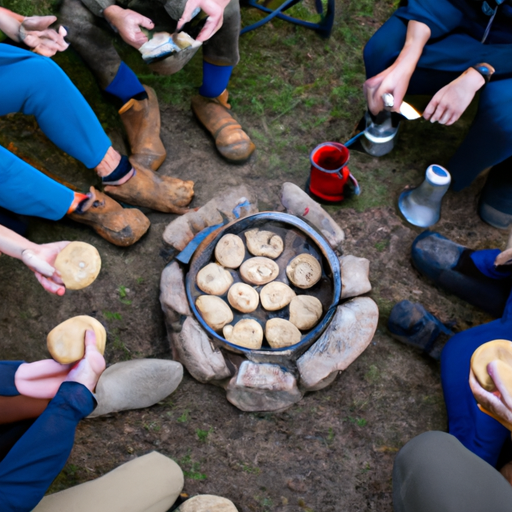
left=309, top=142, right=351, bottom=202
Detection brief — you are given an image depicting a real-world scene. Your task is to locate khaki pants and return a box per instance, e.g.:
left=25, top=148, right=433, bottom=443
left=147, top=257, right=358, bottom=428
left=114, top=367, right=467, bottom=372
left=33, top=452, right=184, bottom=512
left=393, top=431, right=512, bottom=512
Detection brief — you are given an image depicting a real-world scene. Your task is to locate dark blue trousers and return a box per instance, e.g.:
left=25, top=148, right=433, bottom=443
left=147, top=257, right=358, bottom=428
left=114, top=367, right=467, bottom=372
left=0, top=44, right=111, bottom=220
left=440, top=249, right=512, bottom=467
left=363, top=10, right=512, bottom=191
left=0, top=361, right=95, bottom=512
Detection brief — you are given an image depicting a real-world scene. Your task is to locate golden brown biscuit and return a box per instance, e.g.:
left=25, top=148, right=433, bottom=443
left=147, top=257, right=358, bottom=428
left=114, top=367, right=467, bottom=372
left=471, top=339, right=512, bottom=392
left=215, top=234, right=245, bottom=268
left=54, top=242, right=101, bottom=290
left=286, top=254, right=322, bottom=289
left=245, top=229, right=284, bottom=259
left=227, top=283, right=259, bottom=313
left=223, top=319, right=263, bottom=349
left=265, top=318, right=301, bottom=349
left=260, top=282, right=296, bottom=311
left=289, top=295, right=323, bottom=330
left=240, top=257, right=279, bottom=285
left=196, top=295, right=233, bottom=331
left=47, top=315, right=106, bottom=364
left=196, top=263, right=234, bottom=295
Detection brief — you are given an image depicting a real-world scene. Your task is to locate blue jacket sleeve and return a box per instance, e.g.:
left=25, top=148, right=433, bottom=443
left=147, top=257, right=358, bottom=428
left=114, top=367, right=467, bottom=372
left=0, top=381, right=96, bottom=512
left=394, top=0, right=464, bottom=39
left=0, top=362, right=23, bottom=396
left=0, top=145, right=73, bottom=221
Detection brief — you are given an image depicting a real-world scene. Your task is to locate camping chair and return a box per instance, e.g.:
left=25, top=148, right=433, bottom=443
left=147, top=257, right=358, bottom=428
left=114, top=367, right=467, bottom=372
left=240, top=0, right=335, bottom=38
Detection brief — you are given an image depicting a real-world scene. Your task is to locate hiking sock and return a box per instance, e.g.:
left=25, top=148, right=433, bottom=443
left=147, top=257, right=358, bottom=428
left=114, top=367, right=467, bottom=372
left=199, top=61, right=233, bottom=98
left=101, top=155, right=134, bottom=185
left=105, top=62, right=147, bottom=104
left=67, top=192, right=91, bottom=215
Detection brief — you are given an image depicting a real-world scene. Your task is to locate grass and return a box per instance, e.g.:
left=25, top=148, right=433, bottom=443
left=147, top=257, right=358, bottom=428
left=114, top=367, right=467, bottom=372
left=196, top=427, right=213, bottom=442
left=103, top=311, right=122, bottom=321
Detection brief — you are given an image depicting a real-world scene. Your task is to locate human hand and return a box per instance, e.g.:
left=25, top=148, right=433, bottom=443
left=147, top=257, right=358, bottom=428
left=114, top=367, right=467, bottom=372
left=104, top=6, right=154, bottom=49
left=177, top=0, right=230, bottom=42
left=423, top=69, right=484, bottom=125
left=21, top=241, right=70, bottom=296
left=15, top=359, right=73, bottom=399
left=469, top=365, right=512, bottom=431
left=20, top=16, right=69, bottom=56
left=363, top=62, right=414, bottom=116
left=65, top=330, right=106, bottom=393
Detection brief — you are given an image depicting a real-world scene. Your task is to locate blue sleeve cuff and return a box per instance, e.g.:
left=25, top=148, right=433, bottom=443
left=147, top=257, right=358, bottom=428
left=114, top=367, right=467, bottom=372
left=471, top=249, right=510, bottom=279
left=49, top=382, right=97, bottom=420
left=0, top=361, right=24, bottom=396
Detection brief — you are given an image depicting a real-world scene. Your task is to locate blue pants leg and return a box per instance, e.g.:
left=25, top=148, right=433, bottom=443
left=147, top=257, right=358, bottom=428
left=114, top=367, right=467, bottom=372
left=363, top=15, right=512, bottom=190
left=441, top=319, right=511, bottom=467
left=0, top=45, right=112, bottom=220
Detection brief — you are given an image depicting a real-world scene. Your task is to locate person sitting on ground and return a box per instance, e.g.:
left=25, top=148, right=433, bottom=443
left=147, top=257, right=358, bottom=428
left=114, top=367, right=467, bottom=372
left=363, top=0, right=512, bottom=228
left=59, top=0, right=255, bottom=165
left=388, top=230, right=512, bottom=469
left=0, top=330, right=233, bottom=512
left=0, top=8, right=194, bottom=247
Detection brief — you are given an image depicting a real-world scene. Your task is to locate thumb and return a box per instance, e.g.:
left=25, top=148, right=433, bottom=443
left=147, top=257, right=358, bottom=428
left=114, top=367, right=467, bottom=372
left=138, top=15, right=154, bottom=30
left=84, top=329, right=98, bottom=350
left=177, top=1, right=197, bottom=29
left=22, top=15, right=57, bottom=31
left=21, top=250, right=55, bottom=277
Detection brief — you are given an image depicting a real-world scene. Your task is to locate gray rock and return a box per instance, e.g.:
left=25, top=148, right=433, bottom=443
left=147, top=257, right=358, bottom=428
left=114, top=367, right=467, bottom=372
left=280, top=182, right=344, bottom=250
left=226, top=361, right=302, bottom=412
left=162, top=185, right=258, bottom=250
left=339, top=255, right=372, bottom=299
left=177, top=495, right=238, bottom=512
left=297, top=297, right=379, bottom=391
left=173, top=316, right=232, bottom=383
left=160, top=261, right=191, bottom=328
left=88, top=359, right=183, bottom=417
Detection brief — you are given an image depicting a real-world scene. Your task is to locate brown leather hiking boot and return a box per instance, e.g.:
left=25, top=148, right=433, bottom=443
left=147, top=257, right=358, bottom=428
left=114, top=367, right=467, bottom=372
left=191, top=90, right=255, bottom=163
left=119, top=85, right=166, bottom=172
left=104, top=163, right=194, bottom=214
left=68, top=187, right=150, bottom=246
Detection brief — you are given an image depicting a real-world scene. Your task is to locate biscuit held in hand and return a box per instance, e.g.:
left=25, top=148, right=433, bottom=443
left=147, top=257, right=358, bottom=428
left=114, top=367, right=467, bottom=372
left=470, top=339, right=512, bottom=430
left=47, top=316, right=106, bottom=364
left=54, top=241, right=101, bottom=290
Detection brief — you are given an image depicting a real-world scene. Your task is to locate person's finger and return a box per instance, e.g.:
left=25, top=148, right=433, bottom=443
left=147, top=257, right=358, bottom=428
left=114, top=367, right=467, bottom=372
left=438, top=109, right=452, bottom=125
left=84, top=329, right=98, bottom=349
left=430, top=103, right=447, bottom=123
left=137, top=14, right=154, bottom=30
left=22, top=250, right=55, bottom=277
left=34, top=272, right=65, bottom=296
left=196, top=15, right=223, bottom=42
left=22, top=15, right=57, bottom=31
left=423, top=98, right=438, bottom=121
left=177, top=0, right=198, bottom=29
left=488, top=360, right=512, bottom=410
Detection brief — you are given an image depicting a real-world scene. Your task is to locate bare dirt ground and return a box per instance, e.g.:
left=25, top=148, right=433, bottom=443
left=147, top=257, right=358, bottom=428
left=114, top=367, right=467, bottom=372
left=0, top=0, right=507, bottom=510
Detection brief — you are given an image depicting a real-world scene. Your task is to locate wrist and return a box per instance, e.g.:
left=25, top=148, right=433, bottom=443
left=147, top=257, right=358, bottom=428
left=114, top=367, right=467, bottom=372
left=464, top=67, right=486, bottom=92
left=103, top=5, right=123, bottom=20
left=471, top=62, right=495, bottom=85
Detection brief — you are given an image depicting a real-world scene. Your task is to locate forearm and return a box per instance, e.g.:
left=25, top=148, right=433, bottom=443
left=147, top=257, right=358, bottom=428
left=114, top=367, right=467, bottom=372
left=0, top=382, right=95, bottom=512
left=0, top=8, right=22, bottom=42
left=393, top=20, right=431, bottom=74
left=0, top=225, right=38, bottom=260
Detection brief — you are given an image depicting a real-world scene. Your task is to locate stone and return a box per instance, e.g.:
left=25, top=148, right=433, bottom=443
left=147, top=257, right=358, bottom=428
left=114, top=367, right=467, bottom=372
left=297, top=297, right=379, bottom=391
left=173, top=316, right=232, bottom=383
left=339, top=255, right=372, bottom=299
left=163, top=185, right=258, bottom=251
left=280, top=182, right=344, bottom=250
left=88, top=359, right=183, bottom=417
left=177, top=495, right=238, bottom=512
left=160, top=261, right=191, bottom=328
left=226, top=361, right=302, bottom=412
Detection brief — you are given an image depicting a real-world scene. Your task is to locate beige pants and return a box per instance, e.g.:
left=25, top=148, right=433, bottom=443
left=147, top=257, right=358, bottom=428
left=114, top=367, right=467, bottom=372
left=33, top=452, right=184, bottom=512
